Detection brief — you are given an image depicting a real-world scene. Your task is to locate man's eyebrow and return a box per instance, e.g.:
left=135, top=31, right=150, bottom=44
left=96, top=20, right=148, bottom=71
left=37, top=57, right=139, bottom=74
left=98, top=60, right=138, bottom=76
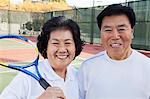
left=118, top=24, right=128, bottom=27
left=103, top=25, right=111, bottom=28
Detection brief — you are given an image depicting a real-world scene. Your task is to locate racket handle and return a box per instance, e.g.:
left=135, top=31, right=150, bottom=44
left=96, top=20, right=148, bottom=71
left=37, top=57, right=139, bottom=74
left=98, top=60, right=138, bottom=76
left=39, top=78, right=51, bottom=90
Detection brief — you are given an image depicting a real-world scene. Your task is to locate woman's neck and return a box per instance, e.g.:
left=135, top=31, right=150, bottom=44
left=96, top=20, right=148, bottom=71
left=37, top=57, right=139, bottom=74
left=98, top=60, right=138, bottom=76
left=52, top=67, right=67, bottom=80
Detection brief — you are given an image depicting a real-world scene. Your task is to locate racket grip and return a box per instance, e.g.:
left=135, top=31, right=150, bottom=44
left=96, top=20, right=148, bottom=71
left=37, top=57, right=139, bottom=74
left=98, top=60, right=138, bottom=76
left=39, top=78, right=51, bottom=90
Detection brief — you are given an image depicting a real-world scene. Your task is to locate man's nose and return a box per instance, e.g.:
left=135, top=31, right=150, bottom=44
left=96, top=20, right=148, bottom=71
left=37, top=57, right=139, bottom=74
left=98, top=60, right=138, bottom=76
left=112, top=29, right=120, bottom=39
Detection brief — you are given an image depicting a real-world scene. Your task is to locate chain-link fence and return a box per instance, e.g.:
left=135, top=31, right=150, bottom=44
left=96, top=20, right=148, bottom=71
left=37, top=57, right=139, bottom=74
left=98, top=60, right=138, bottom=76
left=0, top=0, right=150, bottom=50
left=0, top=10, right=43, bottom=35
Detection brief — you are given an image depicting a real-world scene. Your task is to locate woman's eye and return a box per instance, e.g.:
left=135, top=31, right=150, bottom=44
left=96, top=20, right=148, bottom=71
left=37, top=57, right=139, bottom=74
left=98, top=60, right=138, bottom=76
left=52, top=43, right=59, bottom=44
left=65, top=42, right=71, bottom=45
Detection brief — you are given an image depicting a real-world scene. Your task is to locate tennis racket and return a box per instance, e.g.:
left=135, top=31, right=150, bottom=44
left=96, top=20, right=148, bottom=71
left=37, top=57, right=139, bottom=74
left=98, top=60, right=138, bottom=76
left=0, top=35, right=51, bottom=90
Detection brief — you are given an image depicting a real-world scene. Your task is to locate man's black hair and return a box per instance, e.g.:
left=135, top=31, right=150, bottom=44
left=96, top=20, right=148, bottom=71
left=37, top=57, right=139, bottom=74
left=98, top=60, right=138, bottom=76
left=97, top=4, right=136, bottom=30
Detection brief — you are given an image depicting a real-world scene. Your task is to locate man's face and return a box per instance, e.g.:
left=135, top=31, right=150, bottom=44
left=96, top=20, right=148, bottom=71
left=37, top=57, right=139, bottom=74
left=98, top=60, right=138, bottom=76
left=47, top=29, right=75, bottom=70
left=100, top=15, right=133, bottom=60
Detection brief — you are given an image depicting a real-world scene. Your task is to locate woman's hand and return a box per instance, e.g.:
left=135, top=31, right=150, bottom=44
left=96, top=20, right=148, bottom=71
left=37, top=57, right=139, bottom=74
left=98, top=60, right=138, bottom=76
left=37, top=87, right=66, bottom=99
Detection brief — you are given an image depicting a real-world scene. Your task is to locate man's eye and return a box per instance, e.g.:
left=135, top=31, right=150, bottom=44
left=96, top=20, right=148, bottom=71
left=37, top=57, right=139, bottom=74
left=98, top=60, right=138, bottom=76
left=118, top=28, right=126, bottom=32
left=104, top=29, right=112, bottom=32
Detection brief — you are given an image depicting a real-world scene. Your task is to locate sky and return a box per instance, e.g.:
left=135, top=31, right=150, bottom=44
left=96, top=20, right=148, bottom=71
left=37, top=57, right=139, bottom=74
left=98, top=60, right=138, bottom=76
left=11, top=0, right=127, bottom=8
left=66, top=0, right=127, bottom=8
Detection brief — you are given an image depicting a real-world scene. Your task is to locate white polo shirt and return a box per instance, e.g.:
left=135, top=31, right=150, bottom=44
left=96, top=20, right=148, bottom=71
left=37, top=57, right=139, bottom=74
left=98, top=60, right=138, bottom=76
left=0, top=59, right=79, bottom=99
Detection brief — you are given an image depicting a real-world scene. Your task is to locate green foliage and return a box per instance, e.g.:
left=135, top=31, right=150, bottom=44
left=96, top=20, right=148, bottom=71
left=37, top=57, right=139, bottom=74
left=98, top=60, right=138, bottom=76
left=32, top=19, right=42, bottom=31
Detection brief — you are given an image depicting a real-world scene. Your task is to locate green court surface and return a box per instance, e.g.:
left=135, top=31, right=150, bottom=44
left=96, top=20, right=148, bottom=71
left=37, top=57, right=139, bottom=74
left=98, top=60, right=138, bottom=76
left=0, top=57, right=85, bottom=93
left=71, top=57, right=85, bottom=68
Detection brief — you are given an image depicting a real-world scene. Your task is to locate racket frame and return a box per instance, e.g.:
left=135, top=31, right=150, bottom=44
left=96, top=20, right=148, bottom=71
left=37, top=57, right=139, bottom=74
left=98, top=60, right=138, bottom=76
left=0, top=35, right=50, bottom=89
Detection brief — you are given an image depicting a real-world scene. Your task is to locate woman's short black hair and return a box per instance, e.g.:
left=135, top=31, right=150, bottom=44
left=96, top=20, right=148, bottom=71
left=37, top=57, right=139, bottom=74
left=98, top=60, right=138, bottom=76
left=37, top=16, right=84, bottom=59
left=97, top=4, right=136, bottom=30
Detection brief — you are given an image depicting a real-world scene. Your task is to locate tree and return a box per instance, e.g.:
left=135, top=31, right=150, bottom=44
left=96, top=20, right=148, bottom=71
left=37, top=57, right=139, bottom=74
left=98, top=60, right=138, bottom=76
left=25, top=21, right=32, bottom=30
left=32, top=19, right=42, bottom=31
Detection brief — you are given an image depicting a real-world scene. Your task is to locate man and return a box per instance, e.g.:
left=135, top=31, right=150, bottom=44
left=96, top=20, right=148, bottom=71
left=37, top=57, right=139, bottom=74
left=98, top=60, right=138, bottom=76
left=78, top=4, right=150, bottom=99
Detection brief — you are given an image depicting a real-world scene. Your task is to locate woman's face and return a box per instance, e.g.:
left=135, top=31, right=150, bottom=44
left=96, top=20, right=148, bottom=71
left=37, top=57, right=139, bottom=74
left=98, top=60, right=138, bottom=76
left=47, top=29, right=75, bottom=70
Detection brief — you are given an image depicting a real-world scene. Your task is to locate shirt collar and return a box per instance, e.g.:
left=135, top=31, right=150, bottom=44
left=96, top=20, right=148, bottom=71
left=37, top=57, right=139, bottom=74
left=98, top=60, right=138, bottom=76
left=41, top=59, right=76, bottom=81
left=104, top=49, right=134, bottom=63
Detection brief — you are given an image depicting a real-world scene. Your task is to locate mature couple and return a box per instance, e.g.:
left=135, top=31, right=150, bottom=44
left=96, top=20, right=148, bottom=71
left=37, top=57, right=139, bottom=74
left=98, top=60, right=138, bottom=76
left=1, top=4, right=150, bottom=99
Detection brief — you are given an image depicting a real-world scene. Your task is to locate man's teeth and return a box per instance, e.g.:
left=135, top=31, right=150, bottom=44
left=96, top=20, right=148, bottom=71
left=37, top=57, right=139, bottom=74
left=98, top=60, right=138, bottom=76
left=111, top=43, right=121, bottom=48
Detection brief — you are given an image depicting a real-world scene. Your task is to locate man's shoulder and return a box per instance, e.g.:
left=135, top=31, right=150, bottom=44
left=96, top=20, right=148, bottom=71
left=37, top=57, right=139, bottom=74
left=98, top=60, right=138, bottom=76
left=78, top=51, right=105, bottom=72
left=133, top=50, right=150, bottom=61
left=85, top=51, right=105, bottom=61
left=81, top=51, right=105, bottom=66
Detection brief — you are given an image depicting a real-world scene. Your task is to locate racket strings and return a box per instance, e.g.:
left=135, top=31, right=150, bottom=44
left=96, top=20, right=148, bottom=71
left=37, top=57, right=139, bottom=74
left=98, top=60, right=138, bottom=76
left=0, top=57, right=20, bottom=63
left=0, top=38, right=38, bottom=66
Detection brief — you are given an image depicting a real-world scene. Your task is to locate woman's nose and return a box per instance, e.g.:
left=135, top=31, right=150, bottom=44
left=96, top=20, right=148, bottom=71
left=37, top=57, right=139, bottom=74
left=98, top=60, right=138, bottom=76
left=58, top=44, right=67, bottom=52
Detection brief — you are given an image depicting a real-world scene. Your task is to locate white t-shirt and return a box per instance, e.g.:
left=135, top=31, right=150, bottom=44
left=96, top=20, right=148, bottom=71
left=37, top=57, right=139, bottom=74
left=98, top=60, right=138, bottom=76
left=78, top=50, right=150, bottom=99
left=0, top=59, right=79, bottom=99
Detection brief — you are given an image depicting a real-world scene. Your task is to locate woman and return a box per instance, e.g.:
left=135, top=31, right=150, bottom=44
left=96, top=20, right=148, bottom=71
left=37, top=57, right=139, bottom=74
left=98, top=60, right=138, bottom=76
left=0, top=16, right=84, bottom=99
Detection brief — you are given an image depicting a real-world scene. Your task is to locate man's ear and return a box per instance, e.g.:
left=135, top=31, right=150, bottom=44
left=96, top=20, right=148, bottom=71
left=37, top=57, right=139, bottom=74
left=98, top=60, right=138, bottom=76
left=131, top=29, right=134, bottom=39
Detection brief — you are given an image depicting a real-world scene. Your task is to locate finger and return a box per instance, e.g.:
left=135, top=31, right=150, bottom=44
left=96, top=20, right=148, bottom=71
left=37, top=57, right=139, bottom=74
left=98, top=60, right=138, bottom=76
left=51, top=87, right=64, bottom=94
left=57, top=98, right=64, bottom=99
left=46, top=87, right=60, bottom=92
left=57, top=95, right=66, bottom=99
left=55, top=89, right=66, bottom=99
